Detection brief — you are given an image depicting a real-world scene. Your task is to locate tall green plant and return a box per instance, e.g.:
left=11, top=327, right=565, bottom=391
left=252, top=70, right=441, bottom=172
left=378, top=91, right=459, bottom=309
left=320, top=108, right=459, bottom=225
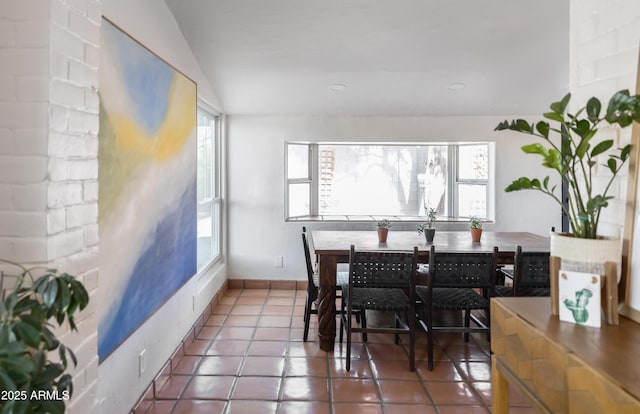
left=0, top=262, right=89, bottom=414
left=495, top=90, right=640, bottom=239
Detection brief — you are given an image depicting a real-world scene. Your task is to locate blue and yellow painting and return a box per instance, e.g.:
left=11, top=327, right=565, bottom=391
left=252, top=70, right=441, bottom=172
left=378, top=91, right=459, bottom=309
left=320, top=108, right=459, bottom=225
left=98, top=19, right=197, bottom=361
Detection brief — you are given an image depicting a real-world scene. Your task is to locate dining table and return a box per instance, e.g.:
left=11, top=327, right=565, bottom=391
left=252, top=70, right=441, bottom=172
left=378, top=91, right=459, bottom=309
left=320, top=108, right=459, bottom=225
left=311, top=230, right=551, bottom=351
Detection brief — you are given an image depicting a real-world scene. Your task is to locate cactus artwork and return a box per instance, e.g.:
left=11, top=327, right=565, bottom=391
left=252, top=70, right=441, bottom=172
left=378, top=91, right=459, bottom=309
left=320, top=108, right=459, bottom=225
left=563, top=288, right=593, bottom=324
left=558, top=270, right=601, bottom=328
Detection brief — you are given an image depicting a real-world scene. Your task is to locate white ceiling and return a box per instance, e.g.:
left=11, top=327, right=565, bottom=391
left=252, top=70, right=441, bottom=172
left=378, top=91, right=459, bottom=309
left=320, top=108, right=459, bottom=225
left=165, top=0, right=569, bottom=116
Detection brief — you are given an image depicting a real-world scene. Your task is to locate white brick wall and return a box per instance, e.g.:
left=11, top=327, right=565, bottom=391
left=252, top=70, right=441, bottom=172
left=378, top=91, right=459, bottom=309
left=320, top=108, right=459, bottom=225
left=570, top=0, right=640, bottom=237
left=1, top=0, right=101, bottom=412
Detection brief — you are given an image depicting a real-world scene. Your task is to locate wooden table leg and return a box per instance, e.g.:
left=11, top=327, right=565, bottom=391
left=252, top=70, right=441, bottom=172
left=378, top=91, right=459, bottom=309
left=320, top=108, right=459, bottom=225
left=317, top=255, right=337, bottom=352
left=492, top=357, right=509, bottom=414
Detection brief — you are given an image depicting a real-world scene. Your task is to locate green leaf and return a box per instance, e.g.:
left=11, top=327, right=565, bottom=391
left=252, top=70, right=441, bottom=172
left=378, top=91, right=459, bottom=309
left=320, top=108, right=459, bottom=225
left=42, top=279, right=58, bottom=307
left=590, top=140, right=613, bottom=157
left=543, top=111, right=564, bottom=122
left=571, top=119, right=591, bottom=138
left=521, top=143, right=548, bottom=155
left=546, top=149, right=563, bottom=172
left=575, top=137, right=591, bottom=158
left=495, top=120, right=509, bottom=131
left=33, top=362, right=64, bottom=385
left=587, top=195, right=612, bottom=213
left=586, top=97, right=602, bottom=122
left=621, top=144, right=632, bottom=161
left=550, top=93, right=571, bottom=113
left=70, top=279, right=89, bottom=310
left=505, top=177, right=535, bottom=192
left=608, top=158, right=617, bottom=174
left=535, top=121, right=550, bottom=138
left=606, top=89, right=630, bottom=115
left=515, top=119, right=532, bottom=132
left=13, top=321, right=41, bottom=348
left=56, top=278, right=71, bottom=311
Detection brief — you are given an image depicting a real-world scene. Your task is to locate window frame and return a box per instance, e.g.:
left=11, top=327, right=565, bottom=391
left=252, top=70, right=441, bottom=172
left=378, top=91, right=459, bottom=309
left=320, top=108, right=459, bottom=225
left=196, top=104, right=222, bottom=270
left=452, top=144, right=490, bottom=219
left=285, top=141, right=493, bottom=221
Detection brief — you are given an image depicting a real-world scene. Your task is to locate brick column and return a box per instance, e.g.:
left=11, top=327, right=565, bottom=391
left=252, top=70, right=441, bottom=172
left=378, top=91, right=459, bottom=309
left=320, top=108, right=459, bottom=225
left=0, top=1, right=102, bottom=412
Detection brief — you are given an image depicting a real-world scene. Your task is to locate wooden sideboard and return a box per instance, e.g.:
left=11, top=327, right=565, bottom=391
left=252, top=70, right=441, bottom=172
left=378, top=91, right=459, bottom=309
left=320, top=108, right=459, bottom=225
left=491, top=297, right=640, bottom=414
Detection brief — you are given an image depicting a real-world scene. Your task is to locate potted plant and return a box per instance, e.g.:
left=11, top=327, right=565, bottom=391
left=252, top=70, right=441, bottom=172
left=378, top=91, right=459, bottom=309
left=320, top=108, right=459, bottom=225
left=376, top=219, right=391, bottom=242
left=417, top=207, right=438, bottom=243
left=469, top=216, right=483, bottom=242
left=0, top=261, right=89, bottom=414
left=495, top=89, right=640, bottom=279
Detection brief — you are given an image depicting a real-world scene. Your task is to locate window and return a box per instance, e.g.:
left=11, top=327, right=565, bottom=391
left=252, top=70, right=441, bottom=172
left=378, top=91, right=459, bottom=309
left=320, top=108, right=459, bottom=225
left=197, top=109, right=221, bottom=270
left=285, top=142, right=492, bottom=220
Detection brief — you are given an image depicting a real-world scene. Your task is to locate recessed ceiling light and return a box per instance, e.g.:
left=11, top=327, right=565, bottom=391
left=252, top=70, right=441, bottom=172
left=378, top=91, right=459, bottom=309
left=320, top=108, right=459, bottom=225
left=447, top=82, right=465, bottom=91
left=329, top=83, right=347, bottom=92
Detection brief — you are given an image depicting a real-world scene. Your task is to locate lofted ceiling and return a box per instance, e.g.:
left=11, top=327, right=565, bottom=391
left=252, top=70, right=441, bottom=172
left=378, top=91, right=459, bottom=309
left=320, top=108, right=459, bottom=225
left=165, top=0, right=569, bottom=116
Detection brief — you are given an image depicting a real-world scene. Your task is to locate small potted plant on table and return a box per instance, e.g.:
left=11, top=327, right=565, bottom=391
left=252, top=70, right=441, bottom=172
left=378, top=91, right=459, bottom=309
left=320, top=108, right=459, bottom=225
left=377, top=219, right=391, bottom=242
left=470, top=216, right=483, bottom=242
left=417, top=207, right=438, bottom=243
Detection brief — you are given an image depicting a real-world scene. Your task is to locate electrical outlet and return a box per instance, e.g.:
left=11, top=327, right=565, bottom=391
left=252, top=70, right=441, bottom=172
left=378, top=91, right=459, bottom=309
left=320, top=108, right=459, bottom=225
left=275, top=255, right=283, bottom=268
left=138, top=349, right=147, bottom=377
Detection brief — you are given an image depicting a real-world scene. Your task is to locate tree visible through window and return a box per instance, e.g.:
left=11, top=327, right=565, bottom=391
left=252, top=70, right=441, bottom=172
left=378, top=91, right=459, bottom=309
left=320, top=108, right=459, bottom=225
left=286, top=142, right=491, bottom=220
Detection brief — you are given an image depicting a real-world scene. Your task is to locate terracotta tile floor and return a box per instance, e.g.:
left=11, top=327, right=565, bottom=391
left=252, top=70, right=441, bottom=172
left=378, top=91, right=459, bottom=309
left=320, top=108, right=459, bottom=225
left=134, top=288, right=535, bottom=414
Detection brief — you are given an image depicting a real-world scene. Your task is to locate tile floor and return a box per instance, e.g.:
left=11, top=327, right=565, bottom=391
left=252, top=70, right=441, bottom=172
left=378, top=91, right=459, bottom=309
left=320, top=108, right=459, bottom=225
left=134, top=288, right=535, bottom=414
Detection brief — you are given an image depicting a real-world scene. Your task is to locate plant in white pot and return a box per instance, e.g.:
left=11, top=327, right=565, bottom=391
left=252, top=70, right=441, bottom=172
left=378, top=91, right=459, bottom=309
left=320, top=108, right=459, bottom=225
left=417, top=207, right=438, bottom=243
left=495, top=89, right=640, bottom=278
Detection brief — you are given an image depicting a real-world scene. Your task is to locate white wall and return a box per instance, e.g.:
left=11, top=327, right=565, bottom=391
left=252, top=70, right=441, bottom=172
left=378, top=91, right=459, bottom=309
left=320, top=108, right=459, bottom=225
left=569, top=1, right=640, bottom=310
left=227, top=115, right=561, bottom=280
left=97, top=1, right=226, bottom=413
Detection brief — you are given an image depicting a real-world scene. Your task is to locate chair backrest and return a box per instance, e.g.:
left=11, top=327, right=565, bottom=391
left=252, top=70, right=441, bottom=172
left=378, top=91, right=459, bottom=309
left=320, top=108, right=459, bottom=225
left=302, top=227, right=318, bottom=289
left=348, top=245, right=418, bottom=291
left=428, top=245, right=498, bottom=290
left=513, top=245, right=550, bottom=294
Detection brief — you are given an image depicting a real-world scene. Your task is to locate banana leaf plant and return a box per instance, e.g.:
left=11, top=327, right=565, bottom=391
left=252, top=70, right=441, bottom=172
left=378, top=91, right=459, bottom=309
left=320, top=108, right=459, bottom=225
left=0, top=261, right=89, bottom=414
left=495, top=89, right=640, bottom=239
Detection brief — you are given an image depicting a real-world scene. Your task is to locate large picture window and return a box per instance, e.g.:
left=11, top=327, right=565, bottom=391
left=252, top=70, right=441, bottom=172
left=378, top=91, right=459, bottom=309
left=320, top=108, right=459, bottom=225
left=286, top=142, right=492, bottom=221
left=197, top=109, right=221, bottom=269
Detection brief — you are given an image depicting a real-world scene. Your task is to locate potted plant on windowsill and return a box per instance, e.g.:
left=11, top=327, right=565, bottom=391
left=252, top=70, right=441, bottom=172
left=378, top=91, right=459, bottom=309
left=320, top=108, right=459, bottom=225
left=417, top=207, right=438, bottom=243
left=469, top=216, right=483, bottom=242
left=376, top=219, right=391, bottom=243
left=495, top=89, right=640, bottom=280
left=0, top=261, right=89, bottom=414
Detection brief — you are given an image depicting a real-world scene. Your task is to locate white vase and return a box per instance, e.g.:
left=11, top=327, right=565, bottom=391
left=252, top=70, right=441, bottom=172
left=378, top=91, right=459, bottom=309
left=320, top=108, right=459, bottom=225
left=550, top=232, right=622, bottom=282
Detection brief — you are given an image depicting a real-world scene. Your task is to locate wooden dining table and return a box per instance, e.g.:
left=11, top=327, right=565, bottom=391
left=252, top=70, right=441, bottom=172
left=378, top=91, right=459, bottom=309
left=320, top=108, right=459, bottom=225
left=312, top=230, right=550, bottom=351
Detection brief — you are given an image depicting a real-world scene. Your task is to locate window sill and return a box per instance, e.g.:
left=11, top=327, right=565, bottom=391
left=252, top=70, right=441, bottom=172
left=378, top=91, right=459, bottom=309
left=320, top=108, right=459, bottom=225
left=287, top=215, right=484, bottom=224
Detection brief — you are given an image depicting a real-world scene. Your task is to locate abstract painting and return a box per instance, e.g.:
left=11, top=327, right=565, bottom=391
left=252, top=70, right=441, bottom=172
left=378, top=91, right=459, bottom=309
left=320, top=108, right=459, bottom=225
left=98, top=19, right=197, bottom=361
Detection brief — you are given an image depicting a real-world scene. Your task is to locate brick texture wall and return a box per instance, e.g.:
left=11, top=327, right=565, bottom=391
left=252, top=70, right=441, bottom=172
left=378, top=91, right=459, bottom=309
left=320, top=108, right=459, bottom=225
left=570, top=0, right=640, bottom=238
left=0, top=1, right=101, bottom=412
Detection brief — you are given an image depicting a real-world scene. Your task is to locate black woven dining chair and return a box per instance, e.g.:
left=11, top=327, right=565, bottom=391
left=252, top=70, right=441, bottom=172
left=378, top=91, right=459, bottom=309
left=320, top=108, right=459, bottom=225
left=495, top=246, right=550, bottom=297
left=417, top=245, right=498, bottom=370
left=339, top=245, right=419, bottom=372
left=301, top=227, right=350, bottom=342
